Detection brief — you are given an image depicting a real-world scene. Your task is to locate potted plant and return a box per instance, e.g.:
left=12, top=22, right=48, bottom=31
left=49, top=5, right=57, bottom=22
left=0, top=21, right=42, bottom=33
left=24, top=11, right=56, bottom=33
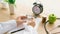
left=4, top=0, right=16, bottom=15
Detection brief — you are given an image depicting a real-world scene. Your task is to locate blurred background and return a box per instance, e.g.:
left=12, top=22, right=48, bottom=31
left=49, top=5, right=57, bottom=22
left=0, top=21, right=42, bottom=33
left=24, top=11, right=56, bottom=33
left=15, top=0, right=60, bottom=17
left=0, top=0, right=60, bottom=21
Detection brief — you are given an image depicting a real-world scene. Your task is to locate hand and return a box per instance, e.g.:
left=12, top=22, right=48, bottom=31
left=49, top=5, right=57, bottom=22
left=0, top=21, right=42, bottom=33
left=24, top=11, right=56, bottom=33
left=16, top=16, right=27, bottom=26
left=27, top=18, right=35, bottom=27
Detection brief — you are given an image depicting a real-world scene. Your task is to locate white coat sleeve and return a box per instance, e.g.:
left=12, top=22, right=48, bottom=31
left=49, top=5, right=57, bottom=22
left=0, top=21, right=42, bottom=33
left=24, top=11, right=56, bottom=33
left=0, top=20, right=17, bottom=34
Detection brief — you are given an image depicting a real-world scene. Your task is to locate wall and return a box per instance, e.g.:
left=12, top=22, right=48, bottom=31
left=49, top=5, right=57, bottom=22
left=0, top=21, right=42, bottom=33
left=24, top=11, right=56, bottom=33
left=15, top=0, right=60, bottom=18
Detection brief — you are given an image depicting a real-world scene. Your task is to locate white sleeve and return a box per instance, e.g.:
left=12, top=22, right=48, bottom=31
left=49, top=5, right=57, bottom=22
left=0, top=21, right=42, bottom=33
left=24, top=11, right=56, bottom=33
left=34, top=18, right=42, bottom=30
left=0, top=20, right=17, bottom=34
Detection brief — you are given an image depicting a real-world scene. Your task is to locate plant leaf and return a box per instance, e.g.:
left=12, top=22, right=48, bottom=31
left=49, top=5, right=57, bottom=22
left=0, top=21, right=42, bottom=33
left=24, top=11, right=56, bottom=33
left=4, top=0, right=8, bottom=2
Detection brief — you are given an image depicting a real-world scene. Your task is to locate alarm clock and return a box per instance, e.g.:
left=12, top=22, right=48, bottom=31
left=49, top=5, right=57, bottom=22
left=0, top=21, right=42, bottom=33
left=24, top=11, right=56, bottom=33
left=32, top=2, right=43, bottom=16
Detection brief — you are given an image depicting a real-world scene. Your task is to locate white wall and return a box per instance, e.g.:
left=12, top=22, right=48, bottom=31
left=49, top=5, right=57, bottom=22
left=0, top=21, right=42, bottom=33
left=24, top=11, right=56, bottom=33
left=15, top=0, right=60, bottom=18
left=41, top=0, right=60, bottom=18
left=15, top=0, right=34, bottom=16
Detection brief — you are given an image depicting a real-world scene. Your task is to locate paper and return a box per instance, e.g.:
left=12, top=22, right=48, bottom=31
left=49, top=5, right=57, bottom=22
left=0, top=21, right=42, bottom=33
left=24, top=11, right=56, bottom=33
left=34, top=17, right=42, bottom=30
left=7, top=24, right=38, bottom=34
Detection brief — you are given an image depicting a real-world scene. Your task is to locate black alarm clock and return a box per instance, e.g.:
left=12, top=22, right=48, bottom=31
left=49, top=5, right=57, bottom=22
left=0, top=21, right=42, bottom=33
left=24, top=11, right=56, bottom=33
left=32, top=2, right=43, bottom=16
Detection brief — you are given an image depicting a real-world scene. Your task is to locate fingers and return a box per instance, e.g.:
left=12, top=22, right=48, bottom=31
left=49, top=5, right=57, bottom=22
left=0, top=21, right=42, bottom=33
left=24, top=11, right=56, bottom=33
left=28, top=21, right=35, bottom=27
left=18, top=16, right=27, bottom=20
left=16, top=16, right=35, bottom=27
left=17, top=16, right=27, bottom=22
left=16, top=16, right=27, bottom=23
left=17, top=19, right=25, bottom=23
left=27, top=18, right=35, bottom=27
left=16, top=16, right=27, bottom=26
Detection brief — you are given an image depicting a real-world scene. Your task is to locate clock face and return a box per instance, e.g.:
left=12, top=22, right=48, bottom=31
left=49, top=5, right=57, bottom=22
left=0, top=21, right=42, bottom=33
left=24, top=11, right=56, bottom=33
left=32, top=6, right=41, bottom=15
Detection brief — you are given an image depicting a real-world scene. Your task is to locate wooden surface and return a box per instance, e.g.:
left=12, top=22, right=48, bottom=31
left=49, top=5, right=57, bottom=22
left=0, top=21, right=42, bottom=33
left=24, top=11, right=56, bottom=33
left=0, top=7, right=60, bottom=34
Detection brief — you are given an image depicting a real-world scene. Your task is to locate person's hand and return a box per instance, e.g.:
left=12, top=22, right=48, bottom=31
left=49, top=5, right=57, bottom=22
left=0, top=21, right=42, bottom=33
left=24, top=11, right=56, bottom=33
left=16, top=16, right=27, bottom=26
left=27, top=18, right=35, bottom=27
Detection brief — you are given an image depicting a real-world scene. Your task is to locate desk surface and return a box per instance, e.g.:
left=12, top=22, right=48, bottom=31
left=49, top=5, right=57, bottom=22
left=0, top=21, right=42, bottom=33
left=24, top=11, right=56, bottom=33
left=37, top=20, right=60, bottom=34
left=0, top=10, right=60, bottom=34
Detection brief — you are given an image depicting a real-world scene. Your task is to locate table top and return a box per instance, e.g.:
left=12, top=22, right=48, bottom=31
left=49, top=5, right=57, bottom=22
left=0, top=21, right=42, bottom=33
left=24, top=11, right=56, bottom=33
left=37, top=20, right=60, bottom=34
left=0, top=9, right=60, bottom=34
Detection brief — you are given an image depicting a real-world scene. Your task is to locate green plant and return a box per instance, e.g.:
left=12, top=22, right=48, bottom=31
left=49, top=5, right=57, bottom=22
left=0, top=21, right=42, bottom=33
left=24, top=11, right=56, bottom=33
left=4, top=0, right=16, bottom=5
left=48, top=14, right=56, bottom=24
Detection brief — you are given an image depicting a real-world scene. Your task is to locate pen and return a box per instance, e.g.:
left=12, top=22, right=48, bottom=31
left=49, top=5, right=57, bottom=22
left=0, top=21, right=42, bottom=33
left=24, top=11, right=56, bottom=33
left=11, top=28, right=25, bottom=34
